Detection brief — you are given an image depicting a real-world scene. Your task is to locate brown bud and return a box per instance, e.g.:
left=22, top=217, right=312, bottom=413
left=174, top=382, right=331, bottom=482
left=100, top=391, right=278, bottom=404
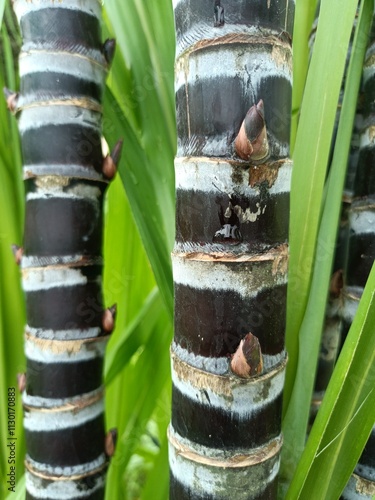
left=17, top=373, right=26, bottom=393
left=102, top=155, right=116, bottom=180
left=103, top=38, right=116, bottom=65
left=3, top=87, right=19, bottom=113
left=11, top=244, right=23, bottom=265
left=102, top=139, right=123, bottom=179
left=234, top=100, right=269, bottom=162
left=102, top=304, right=117, bottom=333
left=230, top=332, right=263, bottom=378
left=111, top=139, right=123, bottom=165
left=105, top=428, right=118, bottom=457
left=329, top=269, right=343, bottom=299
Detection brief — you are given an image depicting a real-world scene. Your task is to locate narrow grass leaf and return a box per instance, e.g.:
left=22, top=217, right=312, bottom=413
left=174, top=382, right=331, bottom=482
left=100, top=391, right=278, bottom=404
left=281, top=0, right=374, bottom=486
left=287, top=260, right=375, bottom=498
left=105, top=287, right=164, bottom=385
left=102, top=0, right=175, bottom=318
left=141, top=431, right=170, bottom=500
left=291, top=0, right=319, bottom=152
left=0, top=0, right=5, bottom=25
left=105, top=314, right=172, bottom=499
left=0, top=18, right=25, bottom=497
left=284, top=0, right=359, bottom=414
left=103, top=86, right=174, bottom=317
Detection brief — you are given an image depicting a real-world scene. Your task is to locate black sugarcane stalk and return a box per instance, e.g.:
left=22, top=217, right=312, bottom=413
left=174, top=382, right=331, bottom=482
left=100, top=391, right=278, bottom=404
left=8, top=1, right=119, bottom=498
left=169, top=1, right=294, bottom=498
left=340, top=16, right=375, bottom=499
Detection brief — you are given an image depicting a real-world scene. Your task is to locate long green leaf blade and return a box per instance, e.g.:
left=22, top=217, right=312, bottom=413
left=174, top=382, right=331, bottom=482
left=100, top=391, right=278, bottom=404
left=290, top=0, right=319, bottom=152
left=281, top=0, right=374, bottom=485
left=284, top=0, right=359, bottom=414
left=103, top=87, right=174, bottom=316
left=287, top=260, right=375, bottom=498
left=103, top=0, right=176, bottom=317
left=0, top=0, right=5, bottom=25
left=105, top=287, right=164, bottom=385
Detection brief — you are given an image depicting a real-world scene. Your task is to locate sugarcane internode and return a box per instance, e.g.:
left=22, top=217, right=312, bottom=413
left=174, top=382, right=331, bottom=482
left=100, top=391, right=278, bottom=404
left=10, top=0, right=119, bottom=498
left=170, top=0, right=294, bottom=498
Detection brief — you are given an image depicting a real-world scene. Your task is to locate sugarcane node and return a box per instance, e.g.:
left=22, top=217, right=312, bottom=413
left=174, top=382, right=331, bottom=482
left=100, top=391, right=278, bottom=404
left=230, top=332, right=263, bottom=378
left=17, top=372, right=26, bottom=393
left=11, top=244, right=23, bottom=265
left=234, top=100, right=269, bottom=162
left=329, top=269, right=343, bottom=298
left=102, top=304, right=117, bottom=332
left=3, top=87, right=18, bottom=113
left=105, top=428, right=118, bottom=458
left=103, top=38, right=116, bottom=65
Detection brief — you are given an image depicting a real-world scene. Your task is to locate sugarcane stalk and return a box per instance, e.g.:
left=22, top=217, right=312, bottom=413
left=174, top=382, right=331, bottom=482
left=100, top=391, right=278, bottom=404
left=8, top=1, right=119, bottom=497
left=170, top=0, right=294, bottom=497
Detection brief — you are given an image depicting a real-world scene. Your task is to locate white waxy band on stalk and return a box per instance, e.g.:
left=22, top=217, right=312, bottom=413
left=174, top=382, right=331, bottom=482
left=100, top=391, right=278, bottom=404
left=13, top=0, right=102, bottom=23
left=24, top=399, right=104, bottom=432
left=25, top=335, right=107, bottom=363
left=349, top=209, right=375, bottom=236
left=19, top=52, right=105, bottom=87
left=172, top=253, right=287, bottom=296
left=359, top=125, right=375, bottom=148
left=175, top=158, right=292, bottom=195
left=26, top=453, right=107, bottom=480
left=171, top=350, right=286, bottom=416
left=26, top=326, right=103, bottom=341
left=169, top=426, right=281, bottom=498
left=19, top=106, right=101, bottom=134
left=175, top=40, right=292, bottom=93
left=23, top=164, right=106, bottom=182
left=22, top=267, right=100, bottom=292
left=26, top=184, right=103, bottom=203
left=23, top=387, right=104, bottom=411
left=25, top=470, right=105, bottom=499
left=172, top=342, right=286, bottom=375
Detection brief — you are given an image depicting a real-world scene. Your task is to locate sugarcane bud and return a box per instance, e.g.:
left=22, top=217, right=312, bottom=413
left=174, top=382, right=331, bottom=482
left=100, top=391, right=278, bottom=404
left=17, top=372, right=26, bottom=393
left=11, top=244, right=23, bottom=265
left=105, top=428, right=118, bottom=457
left=111, top=139, right=123, bottom=164
left=102, top=304, right=117, bottom=333
left=102, top=139, right=123, bottom=179
left=230, top=332, right=263, bottom=378
left=234, top=100, right=269, bottom=162
left=329, top=269, right=343, bottom=299
left=3, top=87, right=19, bottom=113
left=103, top=38, right=116, bottom=66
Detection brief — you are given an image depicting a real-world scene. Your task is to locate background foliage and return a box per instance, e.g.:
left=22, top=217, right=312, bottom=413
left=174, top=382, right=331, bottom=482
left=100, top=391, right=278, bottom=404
left=0, top=0, right=374, bottom=498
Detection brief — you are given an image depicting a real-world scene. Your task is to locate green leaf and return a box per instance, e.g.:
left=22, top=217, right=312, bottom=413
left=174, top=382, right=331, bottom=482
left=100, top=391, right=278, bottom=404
left=287, top=260, right=375, bottom=498
left=105, top=287, right=165, bottom=385
left=284, top=0, right=359, bottom=416
left=0, top=0, right=5, bottom=26
left=290, top=0, right=319, bottom=152
left=103, top=87, right=174, bottom=317
left=102, top=0, right=176, bottom=318
left=281, top=0, right=374, bottom=486
left=0, top=15, right=25, bottom=497
left=105, top=312, right=172, bottom=499
left=141, top=431, right=170, bottom=500
left=6, top=474, right=25, bottom=500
